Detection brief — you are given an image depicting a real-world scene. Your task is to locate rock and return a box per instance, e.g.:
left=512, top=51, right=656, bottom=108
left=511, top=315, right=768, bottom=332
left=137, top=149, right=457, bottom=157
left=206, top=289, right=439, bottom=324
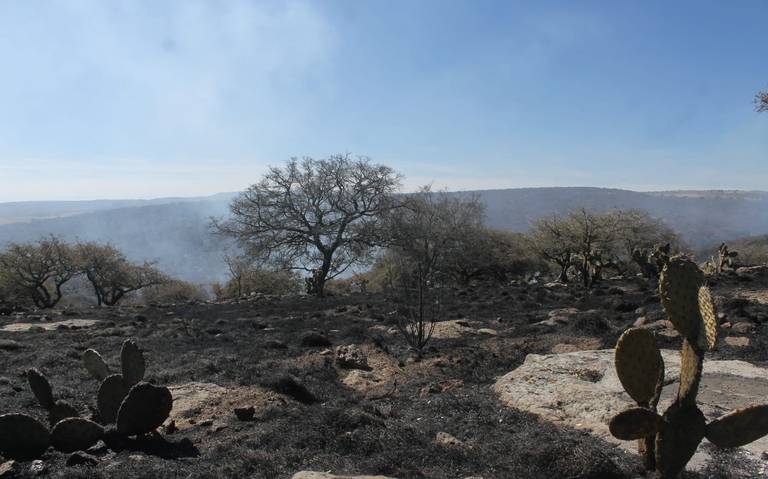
left=48, top=400, right=79, bottom=427
left=335, top=345, right=370, bottom=370
left=120, top=339, right=146, bottom=386
left=83, top=349, right=109, bottom=381
left=435, top=431, right=463, bottom=447
left=234, top=406, right=255, bottom=421
left=29, top=460, right=46, bottom=476
left=116, top=383, right=173, bottom=436
left=0, top=461, right=18, bottom=479
left=291, top=473, right=395, bottom=479
left=97, top=375, right=131, bottom=424
left=263, top=375, right=316, bottom=404
left=731, top=321, right=754, bottom=334
left=301, top=332, right=332, bottom=347
left=0, top=413, right=50, bottom=460
left=65, top=451, right=98, bottom=467
left=724, top=336, right=750, bottom=347
left=494, top=349, right=768, bottom=472
left=27, top=369, right=54, bottom=410
left=476, top=328, right=498, bottom=336
left=633, top=317, right=649, bottom=327
left=51, top=418, right=104, bottom=453
left=550, top=343, right=580, bottom=354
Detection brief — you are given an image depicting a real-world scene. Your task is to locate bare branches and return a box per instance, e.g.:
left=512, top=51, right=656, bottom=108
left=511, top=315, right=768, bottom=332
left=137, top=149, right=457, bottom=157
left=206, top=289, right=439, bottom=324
left=756, top=90, right=768, bottom=113
left=215, top=154, right=402, bottom=296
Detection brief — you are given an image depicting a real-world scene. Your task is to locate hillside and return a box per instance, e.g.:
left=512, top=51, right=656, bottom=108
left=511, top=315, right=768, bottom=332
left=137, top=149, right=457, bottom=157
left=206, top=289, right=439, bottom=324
left=1, top=187, right=768, bottom=283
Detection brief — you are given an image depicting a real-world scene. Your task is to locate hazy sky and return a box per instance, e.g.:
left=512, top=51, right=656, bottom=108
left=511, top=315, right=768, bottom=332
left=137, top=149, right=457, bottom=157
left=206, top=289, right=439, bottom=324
left=0, top=0, right=766, bottom=201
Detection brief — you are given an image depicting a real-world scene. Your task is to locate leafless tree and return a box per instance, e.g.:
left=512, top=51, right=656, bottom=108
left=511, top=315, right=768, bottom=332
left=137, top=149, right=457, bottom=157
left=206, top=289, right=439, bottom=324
left=0, top=236, right=79, bottom=308
left=76, top=242, right=167, bottom=306
left=529, top=214, right=577, bottom=283
left=385, top=187, right=485, bottom=284
left=215, top=154, right=401, bottom=296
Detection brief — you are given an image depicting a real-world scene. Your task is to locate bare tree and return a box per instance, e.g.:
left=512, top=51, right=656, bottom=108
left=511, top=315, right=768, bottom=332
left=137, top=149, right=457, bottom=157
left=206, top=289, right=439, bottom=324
left=393, top=263, right=439, bottom=358
left=529, top=214, right=576, bottom=283
left=76, top=242, right=167, bottom=306
left=215, top=154, right=401, bottom=296
left=385, top=187, right=485, bottom=284
left=0, top=236, right=78, bottom=308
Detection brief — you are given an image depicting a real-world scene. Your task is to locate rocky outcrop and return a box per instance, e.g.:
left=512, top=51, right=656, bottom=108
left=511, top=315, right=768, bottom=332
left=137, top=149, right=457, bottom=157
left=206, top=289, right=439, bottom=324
left=494, top=349, right=768, bottom=471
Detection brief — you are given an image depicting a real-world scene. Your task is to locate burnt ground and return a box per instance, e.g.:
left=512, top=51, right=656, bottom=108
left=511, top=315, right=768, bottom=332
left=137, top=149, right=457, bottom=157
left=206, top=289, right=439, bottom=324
left=2, top=267, right=768, bottom=479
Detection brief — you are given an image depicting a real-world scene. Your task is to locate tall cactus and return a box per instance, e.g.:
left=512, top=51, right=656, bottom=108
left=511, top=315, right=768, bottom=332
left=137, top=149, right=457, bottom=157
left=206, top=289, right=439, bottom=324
left=609, top=256, right=768, bottom=478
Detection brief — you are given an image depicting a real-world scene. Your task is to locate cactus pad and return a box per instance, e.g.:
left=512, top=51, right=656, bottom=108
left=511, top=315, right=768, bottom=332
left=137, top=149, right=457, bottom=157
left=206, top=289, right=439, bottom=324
left=609, top=407, right=665, bottom=440
left=97, top=374, right=131, bottom=424
left=0, top=413, right=51, bottom=460
left=83, top=349, right=110, bottom=381
left=705, top=404, right=768, bottom=448
left=27, top=368, right=54, bottom=410
left=660, top=257, right=704, bottom=340
left=615, top=328, right=664, bottom=405
left=696, top=286, right=718, bottom=350
left=116, top=382, right=173, bottom=436
left=656, top=403, right=706, bottom=479
left=678, top=339, right=703, bottom=406
left=121, top=339, right=146, bottom=386
left=48, top=399, right=79, bottom=427
left=51, top=417, right=105, bottom=453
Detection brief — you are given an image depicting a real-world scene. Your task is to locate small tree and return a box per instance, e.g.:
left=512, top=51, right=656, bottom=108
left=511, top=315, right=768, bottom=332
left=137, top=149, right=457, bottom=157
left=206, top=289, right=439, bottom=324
left=393, top=261, right=440, bottom=358
left=76, top=242, right=167, bottom=306
left=215, top=154, right=401, bottom=296
left=385, top=187, right=485, bottom=284
left=0, top=236, right=78, bottom=308
left=529, top=214, right=577, bottom=283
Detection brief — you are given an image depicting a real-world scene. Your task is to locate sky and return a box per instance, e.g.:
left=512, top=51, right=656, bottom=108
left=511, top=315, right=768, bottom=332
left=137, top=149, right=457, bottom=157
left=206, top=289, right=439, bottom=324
left=0, top=0, right=766, bottom=202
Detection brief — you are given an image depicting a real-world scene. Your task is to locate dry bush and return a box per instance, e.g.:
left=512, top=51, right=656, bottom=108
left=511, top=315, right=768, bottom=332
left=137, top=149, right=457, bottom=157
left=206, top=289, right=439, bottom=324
left=140, top=280, right=209, bottom=305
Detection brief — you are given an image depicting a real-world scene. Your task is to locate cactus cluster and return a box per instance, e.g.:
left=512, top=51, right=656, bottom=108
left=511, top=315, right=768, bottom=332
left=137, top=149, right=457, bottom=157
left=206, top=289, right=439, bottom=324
left=0, top=339, right=173, bottom=461
left=609, top=257, right=768, bottom=478
left=631, top=243, right=671, bottom=279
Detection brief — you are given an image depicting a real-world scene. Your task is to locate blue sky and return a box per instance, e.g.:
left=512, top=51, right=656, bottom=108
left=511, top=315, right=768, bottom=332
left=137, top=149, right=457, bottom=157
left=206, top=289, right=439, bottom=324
left=0, top=0, right=766, bottom=201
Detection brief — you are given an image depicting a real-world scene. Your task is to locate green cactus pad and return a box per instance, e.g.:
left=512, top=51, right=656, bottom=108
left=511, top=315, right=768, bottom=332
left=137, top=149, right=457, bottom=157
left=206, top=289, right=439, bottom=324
left=697, top=286, right=718, bottom=351
left=48, top=399, right=79, bottom=427
left=615, top=328, right=664, bottom=405
left=660, top=257, right=705, bottom=340
left=656, top=403, right=705, bottom=479
left=116, top=382, right=173, bottom=436
left=609, top=407, right=665, bottom=440
left=678, top=339, right=703, bottom=406
left=27, top=368, right=54, bottom=410
left=706, top=404, right=768, bottom=448
left=83, top=348, right=110, bottom=381
left=121, top=339, right=146, bottom=386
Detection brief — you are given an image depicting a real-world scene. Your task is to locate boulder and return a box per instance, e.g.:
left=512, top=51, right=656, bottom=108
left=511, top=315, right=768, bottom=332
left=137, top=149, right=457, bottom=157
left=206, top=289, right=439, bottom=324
left=494, top=349, right=768, bottom=472
left=335, top=345, right=370, bottom=370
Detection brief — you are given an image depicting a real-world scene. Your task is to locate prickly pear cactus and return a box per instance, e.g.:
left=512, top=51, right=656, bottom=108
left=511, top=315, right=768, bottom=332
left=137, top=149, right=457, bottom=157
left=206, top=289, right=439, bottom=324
left=610, top=257, right=768, bottom=478
left=120, top=339, right=146, bottom=386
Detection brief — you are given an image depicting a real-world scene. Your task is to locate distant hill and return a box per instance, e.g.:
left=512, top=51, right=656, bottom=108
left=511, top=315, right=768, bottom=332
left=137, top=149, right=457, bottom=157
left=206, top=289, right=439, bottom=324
left=1, top=187, right=768, bottom=283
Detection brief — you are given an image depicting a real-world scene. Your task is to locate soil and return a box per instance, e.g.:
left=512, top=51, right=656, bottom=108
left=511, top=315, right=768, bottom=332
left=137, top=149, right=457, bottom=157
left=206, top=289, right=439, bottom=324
left=1, top=269, right=768, bottom=479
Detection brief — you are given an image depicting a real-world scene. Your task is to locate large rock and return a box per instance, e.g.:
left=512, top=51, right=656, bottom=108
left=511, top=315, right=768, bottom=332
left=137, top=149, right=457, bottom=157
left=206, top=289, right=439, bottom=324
left=494, top=349, right=768, bottom=472
left=0, top=413, right=50, bottom=460
left=291, top=473, right=395, bottom=479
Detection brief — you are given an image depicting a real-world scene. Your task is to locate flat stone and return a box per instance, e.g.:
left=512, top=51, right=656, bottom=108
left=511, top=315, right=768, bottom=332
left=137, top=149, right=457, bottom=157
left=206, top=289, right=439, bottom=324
left=724, top=336, right=751, bottom=347
left=0, top=319, right=98, bottom=332
left=494, top=349, right=768, bottom=472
